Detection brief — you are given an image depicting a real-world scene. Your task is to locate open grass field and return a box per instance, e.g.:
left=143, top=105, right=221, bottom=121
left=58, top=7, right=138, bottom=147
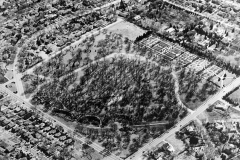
left=210, top=70, right=236, bottom=87
left=0, top=73, right=7, bottom=84
left=22, top=81, right=33, bottom=99
left=228, top=87, right=240, bottom=103
left=35, top=27, right=143, bottom=84
left=4, top=70, right=13, bottom=80
left=174, top=154, right=197, bottom=160
left=0, top=0, right=5, bottom=5
left=107, top=20, right=146, bottom=41
left=6, top=64, right=13, bottom=70
left=197, top=102, right=240, bottom=123
left=50, top=114, right=78, bottom=130
left=61, top=19, right=146, bottom=65
left=6, top=82, right=17, bottom=94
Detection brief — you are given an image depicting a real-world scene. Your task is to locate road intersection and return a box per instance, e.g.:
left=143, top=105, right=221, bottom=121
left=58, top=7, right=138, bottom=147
left=5, top=49, right=240, bottom=160
left=0, top=84, right=122, bottom=160
left=3, top=0, right=240, bottom=159
left=127, top=76, right=240, bottom=160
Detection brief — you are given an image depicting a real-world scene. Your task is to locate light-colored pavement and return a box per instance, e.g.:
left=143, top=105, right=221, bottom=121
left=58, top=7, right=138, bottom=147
left=127, top=76, right=240, bottom=160
left=13, top=48, right=25, bottom=99
left=73, top=52, right=166, bottom=74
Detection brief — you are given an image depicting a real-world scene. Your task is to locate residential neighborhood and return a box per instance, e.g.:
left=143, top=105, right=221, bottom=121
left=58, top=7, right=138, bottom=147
left=1, top=0, right=240, bottom=160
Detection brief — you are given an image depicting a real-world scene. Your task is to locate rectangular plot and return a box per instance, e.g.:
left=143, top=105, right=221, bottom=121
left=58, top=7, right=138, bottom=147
left=171, top=48, right=183, bottom=56
left=165, top=51, right=177, bottom=59
left=152, top=44, right=165, bottom=50
left=158, top=41, right=169, bottom=48
left=210, top=65, right=222, bottom=73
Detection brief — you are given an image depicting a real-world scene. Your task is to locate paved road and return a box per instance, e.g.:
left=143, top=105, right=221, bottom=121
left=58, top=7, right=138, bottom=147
left=4, top=1, right=122, bottom=159
left=127, top=76, right=240, bottom=160
left=0, top=85, right=122, bottom=160
left=163, top=0, right=240, bottom=31
left=13, top=48, right=25, bottom=99
left=25, top=17, right=124, bottom=75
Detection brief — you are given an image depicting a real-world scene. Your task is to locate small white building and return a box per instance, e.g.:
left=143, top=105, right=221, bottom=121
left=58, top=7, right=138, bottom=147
left=134, top=15, right=141, bottom=21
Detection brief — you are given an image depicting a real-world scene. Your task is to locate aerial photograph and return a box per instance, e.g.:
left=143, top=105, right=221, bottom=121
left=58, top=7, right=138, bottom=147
left=1, top=0, right=240, bottom=159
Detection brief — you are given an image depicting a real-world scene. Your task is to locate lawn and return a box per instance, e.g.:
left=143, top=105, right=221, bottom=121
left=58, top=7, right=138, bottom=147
left=0, top=73, right=8, bottom=84
left=4, top=70, right=13, bottom=80
left=50, top=114, right=78, bottom=130
left=6, top=82, right=17, bottom=94
left=210, top=70, right=236, bottom=88
left=197, top=104, right=240, bottom=123
left=107, top=20, right=146, bottom=41
left=228, top=87, right=240, bottom=104
left=0, top=127, right=18, bottom=147
left=6, top=64, right=13, bottom=70
left=0, top=0, right=5, bottom=5
left=34, top=25, right=141, bottom=80
left=174, top=154, right=197, bottom=160
left=22, top=80, right=33, bottom=99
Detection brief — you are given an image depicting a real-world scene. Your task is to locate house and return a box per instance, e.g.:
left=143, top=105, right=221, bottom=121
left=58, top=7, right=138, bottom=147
left=186, top=125, right=194, bottom=132
left=215, top=122, right=224, bottom=130
left=5, top=146, right=14, bottom=152
left=162, top=143, right=175, bottom=152
left=166, top=28, right=175, bottom=34
left=134, top=15, right=141, bottom=21
left=0, top=147, right=5, bottom=153
left=117, top=10, right=128, bottom=18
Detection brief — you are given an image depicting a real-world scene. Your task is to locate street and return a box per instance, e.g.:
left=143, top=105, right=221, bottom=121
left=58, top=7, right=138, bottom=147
left=24, top=17, right=124, bottom=75
left=127, top=76, right=240, bottom=160
left=163, top=0, right=240, bottom=31
left=4, top=0, right=240, bottom=159
left=0, top=85, right=122, bottom=160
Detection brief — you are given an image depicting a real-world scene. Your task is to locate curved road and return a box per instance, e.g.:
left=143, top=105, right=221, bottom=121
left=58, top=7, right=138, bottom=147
left=0, top=84, right=122, bottom=160
left=127, top=76, right=240, bottom=160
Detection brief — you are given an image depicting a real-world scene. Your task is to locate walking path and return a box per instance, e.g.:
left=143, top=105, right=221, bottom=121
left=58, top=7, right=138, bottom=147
left=171, top=60, right=194, bottom=114
left=8, top=0, right=123, bottom=159
left=24, top=17, right=124, bottom=75
left=0, top=85, right=122, bottom=160
left=127, top=76, right=240, bottom=160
